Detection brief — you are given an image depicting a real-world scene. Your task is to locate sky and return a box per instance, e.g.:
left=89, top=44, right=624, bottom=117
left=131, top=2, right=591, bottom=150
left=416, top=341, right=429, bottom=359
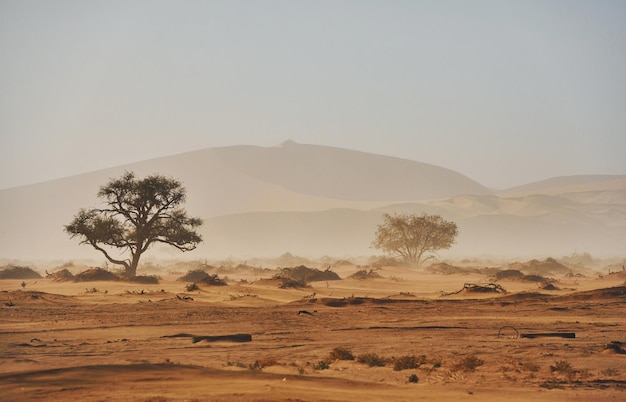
left=1, top=0, right=625, bottom=190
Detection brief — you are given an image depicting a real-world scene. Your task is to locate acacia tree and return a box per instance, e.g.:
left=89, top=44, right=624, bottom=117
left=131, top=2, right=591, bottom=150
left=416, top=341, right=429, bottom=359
left=65, top=171, right=203, bottom=278
left=372, top=213, right=458, bottom=268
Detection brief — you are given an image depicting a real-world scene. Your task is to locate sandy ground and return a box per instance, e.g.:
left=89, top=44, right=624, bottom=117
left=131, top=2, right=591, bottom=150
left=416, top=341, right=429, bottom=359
left=1, top=265, right=625, bottom=401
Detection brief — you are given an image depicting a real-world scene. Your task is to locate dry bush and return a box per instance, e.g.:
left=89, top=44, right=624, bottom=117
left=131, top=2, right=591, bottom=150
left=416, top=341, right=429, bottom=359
left=47, top=268, right=74, bottom=281
left=392, top=355, right=426, bottom=371
left=550, top=360, right=573, bottom=375
left=329, top=347, right=354, bottom=361
left=278, top=277, right=308, bottom=289
left=131, top=275, right=160, bottom=284
left=0, top=265, right=42, bottom=279
left=601, top=368, right=620, bottom=377
left=274, top=265, right=340, bottom=287
left=520, top=360, right=540, bottom=373
left=177, top=269, right=226, bottom=286
left=443, top=283, right=506, bottom=296
left=349, top=269, right=381, bottom=280
left=313, top=360, right=330, bottom=370
left=357, top=353, right=386, bottom=367
left=428, top=262, right=474, bottom=275
left=509, top=257, right=571, bottom=276
left=604, top=341, right=626, bottom=354
left=226, top=361, right=246, bottom=368
left=250, top=357, right=278, bottom=370
left=74, top=267, right=120, bottom=282
left=578, top=368, right=592, bottom=380
left=495, top=269, right=525, bottom=280
left=453, top=355, right=484, bottom=372
left=550, top=360, right=579, bottom=382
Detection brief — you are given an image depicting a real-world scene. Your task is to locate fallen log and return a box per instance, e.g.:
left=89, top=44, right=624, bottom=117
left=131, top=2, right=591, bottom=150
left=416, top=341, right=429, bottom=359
left=192, top=334, right=252, bottom=343
left=161, top=333, right=195, bottom=338
left=520, top=332, right=575, bottom=339
left=161, top=333, right=252, bottom=343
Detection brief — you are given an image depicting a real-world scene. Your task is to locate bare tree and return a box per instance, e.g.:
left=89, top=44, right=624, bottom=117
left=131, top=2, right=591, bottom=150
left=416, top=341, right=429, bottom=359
left=372, top=213, right=458, bottom=268
left=65, top=171, right=203, bottom=278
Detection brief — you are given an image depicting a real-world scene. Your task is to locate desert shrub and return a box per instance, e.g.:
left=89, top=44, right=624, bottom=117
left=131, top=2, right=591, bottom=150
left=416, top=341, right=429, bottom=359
left=453, top=355, right=484, bottom=372
left=250, top=357, right=278, bottom=370
left=495, top=269, right=525, bottom=280
left=177, top=269, right=210, bottom=282
left=550, top=360, right=578, bottom=382
left=393, top=355, right=426, bottom=371
left=407, top=374, right=419, bottom=383
left=199, top=274, right=227, bottom=286
left=73, top=267, right=120, bottom=282
left=550, top=360, right=573, bottom=375
left=279, top=277, right=308, bottom=289
left=541, top=282, right=560, bottom=290
left=520, top=361, right=540, bottom=372
left=427, top=262, right=473, bottom=275
left=329, top=347, right=354, bottom=361
left=462, top=283, right=506, bottom=293
left=47, top=268, right=74, bottom=281
left=131, top=275, right=159, bottom=284
left=349, top=269, right=381, bottom=280
left=274, top=265, right=340, bottom=286
left=510, top=258, right=571, bottom=276
left=185, top=283, right=199, bottom=292
left=604, top=341, right=626, bottom=354
left=313, top=360, right=330, bottom=370
left=601, top=368, right=620, bottom=377
left=357, top=353, right=386, bottom=367
left=0, top=265, right=42, bottom=279
left=178, top=270, right=227, bottom=286
left=578, top=368, right=592, bottom=380
left=523, top=274, right=550, bottom=283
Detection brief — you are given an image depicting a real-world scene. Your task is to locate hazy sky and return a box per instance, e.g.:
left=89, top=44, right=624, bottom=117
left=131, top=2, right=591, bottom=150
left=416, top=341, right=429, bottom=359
left=1, top=0, right=625, bottom=190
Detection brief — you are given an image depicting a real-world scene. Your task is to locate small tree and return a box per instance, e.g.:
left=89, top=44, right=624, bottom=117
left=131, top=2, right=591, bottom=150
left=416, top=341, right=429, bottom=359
left=372, top=213, right=458, bottom=268
left=65, top=171, right=203, bottom=278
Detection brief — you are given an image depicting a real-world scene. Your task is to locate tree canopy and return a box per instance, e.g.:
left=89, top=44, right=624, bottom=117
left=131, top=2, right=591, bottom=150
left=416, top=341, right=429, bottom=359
left=372, top=213, right=458, bottom=268
left=65, top=171, right=203, bottom=277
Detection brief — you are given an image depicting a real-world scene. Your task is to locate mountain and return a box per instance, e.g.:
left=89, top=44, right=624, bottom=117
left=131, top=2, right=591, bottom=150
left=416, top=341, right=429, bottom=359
left=501, top=175, right=626, bottom=195
left=211, top=140, right=490, bottom=201
left=1, top=142, right=624, bottom=261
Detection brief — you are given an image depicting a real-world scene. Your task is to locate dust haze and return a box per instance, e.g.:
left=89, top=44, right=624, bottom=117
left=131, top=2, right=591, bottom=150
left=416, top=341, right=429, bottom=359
left=1, top=142, right=624, bottom=263
left=1, top=143, right=626, bottom=401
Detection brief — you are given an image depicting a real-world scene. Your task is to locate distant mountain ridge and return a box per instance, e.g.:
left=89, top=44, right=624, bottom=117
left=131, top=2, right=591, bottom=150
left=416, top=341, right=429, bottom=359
left=501, top=175, right=626, bottom=195
left=211, top=141, right=490, bottom=201
left=1, top=142, right=624, bottom=260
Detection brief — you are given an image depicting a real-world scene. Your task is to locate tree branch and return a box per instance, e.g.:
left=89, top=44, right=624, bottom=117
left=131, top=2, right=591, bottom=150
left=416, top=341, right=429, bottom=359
left=90, top=240, right=130, bottom=270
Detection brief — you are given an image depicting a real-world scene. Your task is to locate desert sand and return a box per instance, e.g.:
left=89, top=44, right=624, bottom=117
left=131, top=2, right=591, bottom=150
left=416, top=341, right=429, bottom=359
left=1, top=263, right=626, bottom=401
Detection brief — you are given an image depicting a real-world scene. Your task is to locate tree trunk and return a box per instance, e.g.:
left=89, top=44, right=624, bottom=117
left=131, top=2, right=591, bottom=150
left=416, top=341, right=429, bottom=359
left=126, top=252, right=141, bottom=278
